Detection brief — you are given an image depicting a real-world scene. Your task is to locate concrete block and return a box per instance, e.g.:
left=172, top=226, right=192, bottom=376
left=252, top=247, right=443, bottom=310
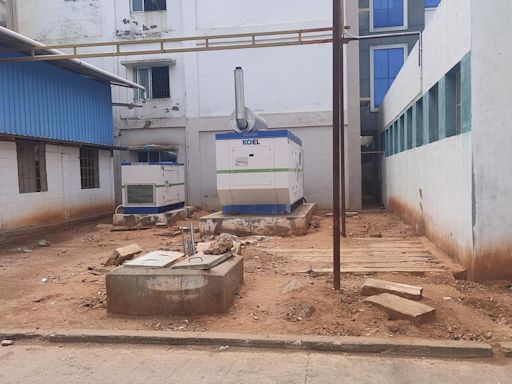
left=499, top=342, right=512, bottom=357
left=106, top=256, right=243, bottom=316
left=199, top=203, right=317, bottom=237
left=124, top=251, right=184, bottom=268
left=361, top=278, right=423, bottom=300
left=172, top=252, right=232, bottom=270
left=105, top=244, right=142, bottom=266
left=363, top=293, right=435, bottom=324
left=113, top=206, right=194, bottom=228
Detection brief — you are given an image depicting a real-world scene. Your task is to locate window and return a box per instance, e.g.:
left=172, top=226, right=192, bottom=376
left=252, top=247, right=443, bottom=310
left=399, top=115, right=405, bottom=152
left=16, top=141, right=48, bottom=194
left=455, top=68, right=462, bottom=134
left=135, top=66, right=170, bottom=99
left=80, top=147, right=99, bottom=189
left=371, top=0, right=407, bottom=31
left=424, top=0, right=441, bottom=8
left=371, top=45, right=406, bottom=110
left=416, top=98, right=424, bottom=147
left=137, top=150, right=177, bottom=163
left=406, top=108, right=413, bottom=149
left=131, top=0, right=166, bottom=12
left=428, top=85, right=439, bottom=142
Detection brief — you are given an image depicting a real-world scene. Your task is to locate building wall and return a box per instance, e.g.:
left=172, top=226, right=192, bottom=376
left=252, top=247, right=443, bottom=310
left=470, top=0, right=512, bottom=281
left=13, top=0, right=363, bottom=211
left=0, top=141, right=115, bottom=231
left=379, top=0, right=474, bottom=273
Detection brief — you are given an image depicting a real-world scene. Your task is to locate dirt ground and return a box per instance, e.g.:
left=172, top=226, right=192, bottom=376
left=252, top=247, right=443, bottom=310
left=0, top=210, right=511, bottom=342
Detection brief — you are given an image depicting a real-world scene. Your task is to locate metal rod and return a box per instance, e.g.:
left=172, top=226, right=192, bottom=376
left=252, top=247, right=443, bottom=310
left=332, top=0, right=342, bottom=291
left=340, top=0, right=347, bottom=239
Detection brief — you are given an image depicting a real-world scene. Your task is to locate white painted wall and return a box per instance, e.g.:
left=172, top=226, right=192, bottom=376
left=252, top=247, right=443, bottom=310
left=470, top=0, right=512, bottom=280
left=379, top=0, right=474, bottom=271
left=0, top=141, right=115, bottom=230
left=385, top=134, right=473, bottom=266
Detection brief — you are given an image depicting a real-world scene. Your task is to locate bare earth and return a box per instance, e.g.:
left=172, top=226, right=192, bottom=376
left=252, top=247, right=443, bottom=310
left=0, top=211, right=511, bottom=342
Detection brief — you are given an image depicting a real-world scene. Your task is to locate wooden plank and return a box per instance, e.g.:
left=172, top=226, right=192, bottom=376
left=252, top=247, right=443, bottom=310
left=363, top=293, right=435, bottom=324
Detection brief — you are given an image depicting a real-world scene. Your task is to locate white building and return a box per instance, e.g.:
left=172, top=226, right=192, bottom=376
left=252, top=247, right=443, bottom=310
left=11, top=0, right=363, bottom=211
left=379, top=0, right=512, bottom=281
left=0, top=27, right=141, bottom=238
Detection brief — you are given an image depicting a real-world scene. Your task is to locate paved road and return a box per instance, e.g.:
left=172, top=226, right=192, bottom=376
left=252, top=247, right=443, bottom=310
left=0, top=344, right=510, bottom=383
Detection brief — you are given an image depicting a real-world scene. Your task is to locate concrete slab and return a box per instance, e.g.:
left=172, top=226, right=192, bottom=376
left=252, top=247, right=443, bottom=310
left=199, top=203, right=317, bottom=237
left=363, top=293, right=435, bottom=324
left=105, top=244, right=142, bottom=267
left=113, top=206, right=194, bottom=228
left=124, top=251, right=184, bottom=269
left=361, top=278, right=423, bottom=300
left=106, top=256, right=243, bottom=316
left=172, top=252, right=232, bottom=270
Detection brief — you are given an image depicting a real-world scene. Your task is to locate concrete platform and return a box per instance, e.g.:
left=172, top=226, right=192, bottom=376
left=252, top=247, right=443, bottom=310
left=199, top=203, right=317, bottom=237
left=113, top=206, right=194, bottom=227
left=106, top=256, right=243, bottom=316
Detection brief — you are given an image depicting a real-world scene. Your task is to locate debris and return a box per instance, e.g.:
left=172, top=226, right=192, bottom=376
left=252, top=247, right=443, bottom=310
left=111, top=226, right=151, bottom=232
left=95, top=224, right=113, bottom=230
left=281, top=279, right=304, bottom=293
left=361, top=278, right=423, bottom=300
left=1, top=340, right=14, bottom=347
left=369, top=233, right=383, bottom=238
left=204, top=233, right=233, bottom=255
left=105, top=244, right=142, bottom=266
left=346, top=211, right=359, bottom=218
left=233, top=241, right=242, bottom=256
left=37, top=239, right=51, bottom=247
left=285, top=303, right=316, bottom=322
left=326, top=212, right=333, bottom=217
left=218, top=345, right=230, bottom=351
left=14, top=247, right=31, bottom=253
left=309, top=220, right=320, bottom=229
left=41, top=278, right=49, bottom=283
left=443, top=297, right=453, bottom=301
left=363, top=293, right=435, bottom=324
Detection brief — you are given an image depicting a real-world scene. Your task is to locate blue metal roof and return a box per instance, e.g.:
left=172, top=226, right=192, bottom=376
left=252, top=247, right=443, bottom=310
left=0, top=48, right=114, bottom=146
left=216, top=129, right=302, bottom=146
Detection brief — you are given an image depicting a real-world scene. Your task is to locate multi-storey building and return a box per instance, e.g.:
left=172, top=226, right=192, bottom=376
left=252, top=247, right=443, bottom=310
left=10, top=0, right=363, bottom=211
left=358, top=0, right=440, bottom=206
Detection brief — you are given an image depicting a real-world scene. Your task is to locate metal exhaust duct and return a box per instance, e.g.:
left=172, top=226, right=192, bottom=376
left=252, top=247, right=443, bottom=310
left=231, top=66, right=268, bottom=132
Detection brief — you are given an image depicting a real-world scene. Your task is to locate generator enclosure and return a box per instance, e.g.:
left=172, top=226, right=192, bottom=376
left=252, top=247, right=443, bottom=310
left=121, top=163, right=185, bottom=214
left=215, top=130, right=304, bottom=215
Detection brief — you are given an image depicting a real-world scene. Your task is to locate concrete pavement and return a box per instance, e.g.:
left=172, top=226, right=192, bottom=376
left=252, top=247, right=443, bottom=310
left=0, top=344, right=510, bottom=384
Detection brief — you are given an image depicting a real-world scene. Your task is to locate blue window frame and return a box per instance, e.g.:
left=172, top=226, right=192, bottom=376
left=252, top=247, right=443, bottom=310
left=371, top=46, right=406, bottom=110
left=424, top=0, right=441, bottom=8
left=372, top=0, right=406, bottom=30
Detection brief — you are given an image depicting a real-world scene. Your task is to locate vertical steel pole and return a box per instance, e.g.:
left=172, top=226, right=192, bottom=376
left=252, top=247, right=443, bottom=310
left=332, top=0, right=341, bottom=291
left=340, top=0, right=347, bottom=238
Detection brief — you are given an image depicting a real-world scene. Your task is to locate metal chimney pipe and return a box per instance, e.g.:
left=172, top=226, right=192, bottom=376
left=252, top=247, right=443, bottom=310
left=234, top=67, right=249, bottom=131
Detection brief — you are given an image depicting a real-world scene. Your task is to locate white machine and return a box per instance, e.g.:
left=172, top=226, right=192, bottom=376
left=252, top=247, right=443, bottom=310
left=121, top=162, right=185, bottom=214
left=215, top=68, right=304, bottom=215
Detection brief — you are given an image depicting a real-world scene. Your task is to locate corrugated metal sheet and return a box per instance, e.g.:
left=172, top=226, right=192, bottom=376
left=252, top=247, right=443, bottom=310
left=0, top=50, right=113, bottom=146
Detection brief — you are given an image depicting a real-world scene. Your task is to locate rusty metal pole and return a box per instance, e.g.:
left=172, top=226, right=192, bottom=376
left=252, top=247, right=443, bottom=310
left=332, top=0, right=342, bottom=290
left=340, top=0, right=347, bottom=239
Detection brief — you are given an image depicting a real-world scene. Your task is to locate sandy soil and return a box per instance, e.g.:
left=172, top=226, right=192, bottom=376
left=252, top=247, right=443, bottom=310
left=0, top=211, right=511, bottom=342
